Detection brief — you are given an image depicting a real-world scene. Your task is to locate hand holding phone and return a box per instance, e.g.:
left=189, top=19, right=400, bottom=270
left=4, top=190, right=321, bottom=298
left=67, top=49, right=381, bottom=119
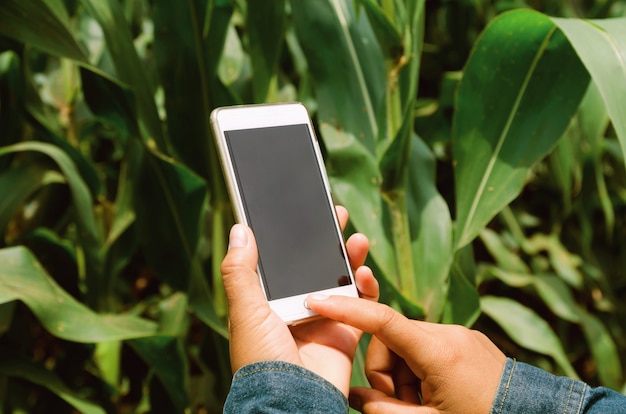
left=221, top=209, right=379, bottom=398
left=211, top=102, right=359, bottom=324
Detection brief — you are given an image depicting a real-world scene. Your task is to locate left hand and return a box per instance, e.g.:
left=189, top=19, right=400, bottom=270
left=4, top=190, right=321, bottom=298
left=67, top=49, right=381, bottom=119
left=221, top=206, right=379, bottom=397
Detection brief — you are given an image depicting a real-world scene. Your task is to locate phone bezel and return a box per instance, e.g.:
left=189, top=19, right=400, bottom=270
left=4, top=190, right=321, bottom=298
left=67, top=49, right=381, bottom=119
left=210, top=102, right=358, bottom=324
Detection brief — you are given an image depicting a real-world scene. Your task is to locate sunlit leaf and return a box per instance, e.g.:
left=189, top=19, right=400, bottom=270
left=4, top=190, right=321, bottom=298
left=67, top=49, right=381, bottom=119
left=480, top=228, right=529, bottom=273
left=407, top=136, right=453, bottom=320
left=246, top=0, right=286, bottom=101
left=320, top=124, right=398, bottom=280
left=578, top=311, right=623, bottom=390
left=292, top=0, right=384, bottom=152
left=552, top=17, right=626, bottom=166
left=481, top=295, right=578, bottom=378
left=453, top=10, right=589, bottom=249
left=532, top=275, right=580, bottom=323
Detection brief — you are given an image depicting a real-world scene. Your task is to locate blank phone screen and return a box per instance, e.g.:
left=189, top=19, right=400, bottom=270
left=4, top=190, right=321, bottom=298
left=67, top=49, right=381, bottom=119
left=225, top=124, right=351, bottom=300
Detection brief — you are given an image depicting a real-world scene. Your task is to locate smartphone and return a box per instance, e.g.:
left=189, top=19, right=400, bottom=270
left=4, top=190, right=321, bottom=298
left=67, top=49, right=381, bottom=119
left=211, top=102, right=358, bottom=324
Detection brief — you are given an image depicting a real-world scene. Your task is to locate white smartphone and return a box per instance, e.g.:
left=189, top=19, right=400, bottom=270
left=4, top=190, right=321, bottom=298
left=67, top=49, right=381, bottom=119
left=211, top=102, right=358, bottom=324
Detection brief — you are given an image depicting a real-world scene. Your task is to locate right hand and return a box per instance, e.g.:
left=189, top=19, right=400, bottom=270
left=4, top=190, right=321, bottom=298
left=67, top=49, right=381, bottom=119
left=306, top=295, right=506, bottom=413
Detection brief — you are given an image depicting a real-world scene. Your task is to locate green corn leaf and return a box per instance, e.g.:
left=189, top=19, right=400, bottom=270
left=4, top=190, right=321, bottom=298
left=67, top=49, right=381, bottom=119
left=291, top=0, right=384, bottom=153
left=443, top=258, right=480, bottom=327
left=0, top=246, right=157, bottom=342
left=321, top=124, right=398, bottom=281
left=407, top=136, right=453, bottom=320
left=133, top=145, right=207, bottom=293
left=453, top=10, right=589, bottom=249
left=0, top=0, right=87, bottom=62
left=552, top=18, right=626, bottom=167
left=577, top=311, right=623, bottom=390
left=246, top=0, right=286, bottom=101
left=0, top=142, right=105, bottom=307
left=532, top=275, right=581, bottom=323
left=128, top=336, right=189, bottom=412
left=79, top=0, right=165, bottom=151
left=0, top=354, right=105, bottom=414
left=80, top=66, right=139, bottom=143
left=481, top=295, right=578, bottom=378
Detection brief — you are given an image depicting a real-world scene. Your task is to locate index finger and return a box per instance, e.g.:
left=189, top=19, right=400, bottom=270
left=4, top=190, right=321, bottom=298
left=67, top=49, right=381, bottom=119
left=306, top=295, right=435, bottom=378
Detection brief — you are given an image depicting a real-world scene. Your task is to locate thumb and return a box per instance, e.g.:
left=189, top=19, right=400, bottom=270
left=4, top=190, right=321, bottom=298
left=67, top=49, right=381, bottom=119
left=221, top=225, right=267, bottom=318
left=350, top=387, right=438, bottom=414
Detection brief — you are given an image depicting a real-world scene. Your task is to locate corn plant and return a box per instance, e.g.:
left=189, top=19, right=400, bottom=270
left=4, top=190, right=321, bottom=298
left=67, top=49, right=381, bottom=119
left=0, top=0, right=625, bottom=411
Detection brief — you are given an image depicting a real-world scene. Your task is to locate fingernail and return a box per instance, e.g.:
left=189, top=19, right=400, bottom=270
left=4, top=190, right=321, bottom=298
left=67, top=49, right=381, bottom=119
left=228, top=224, right=248, bottom=249
left=306, top=293, right=329, bottom=304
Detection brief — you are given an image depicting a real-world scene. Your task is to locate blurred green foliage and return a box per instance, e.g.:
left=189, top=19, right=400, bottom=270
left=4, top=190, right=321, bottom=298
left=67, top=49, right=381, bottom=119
left=0, top=0, right=625, bottom=411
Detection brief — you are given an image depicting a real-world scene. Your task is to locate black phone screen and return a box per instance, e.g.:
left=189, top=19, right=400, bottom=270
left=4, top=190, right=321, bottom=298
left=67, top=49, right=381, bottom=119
left=225, top=124, right=352, bottom=300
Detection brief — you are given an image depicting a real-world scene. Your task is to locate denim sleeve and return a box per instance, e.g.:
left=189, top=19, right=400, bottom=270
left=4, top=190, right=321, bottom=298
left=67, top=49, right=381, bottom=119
left=223, top=361, right=348, bottom=413
left=491, top=358, right=626, bottom=414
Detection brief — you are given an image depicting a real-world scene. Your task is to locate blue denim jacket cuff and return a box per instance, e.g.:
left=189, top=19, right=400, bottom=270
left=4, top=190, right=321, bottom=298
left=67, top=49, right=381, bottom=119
left=224, top=360, right=348, bottom=413
left=491, top=357, right=588, bottom=414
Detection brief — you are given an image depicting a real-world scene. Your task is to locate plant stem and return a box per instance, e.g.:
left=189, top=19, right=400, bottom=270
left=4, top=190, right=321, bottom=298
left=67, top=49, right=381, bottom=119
left=384, top=190, right=416, bottom=300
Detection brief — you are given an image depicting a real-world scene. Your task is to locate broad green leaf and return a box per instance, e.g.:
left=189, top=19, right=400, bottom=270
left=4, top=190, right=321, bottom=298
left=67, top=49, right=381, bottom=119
left=20, top=228, right=81, bottom=298
left=442, top=260, right=480, bottom=327
left=291, top=0, right=384, bottom=152
left=0, top=0, right=87, bottom=62
left=552, top=18, right=626, bottom=166
left=187, top=258, right=229, bottom=338
left=0, top=142, right=104, bottom=308
left=133, top=145, right=207, bottom=292
left=246, top=0, right=286, bottom=101
left=79, top=0, right=165, bottom=150
left=94, top=340, right=121, bottom=387
left=21, top=63, right=102, bottom=198
left=218, top=23, right=245, bottom=85
left=0, top=143, right=96, bottom=227
left=577, top=82, right=613, bottom=236
left=453, top=10, right=589, bottom=249
left=407, top=136, right=453, bottom=320
left=479, top=228, right=529, bottom=273
left=482, top=266, right=535, bottom=288
left=350, top=336, right=371, bottom=389
left=80, top=66, right=138, bottom=143
left=157, top=292, right=190, bottom=337
left=0, top=354, right=105, bottom=414
left=523, top=233, right=584, bottom=288
left=152, top=0, right=235, bottom=180
left=481, top=295, right=578, bottom=378
left=355, top=0, right=403, bottom=60
left=532, top=275, right=580, bottom=323
left=0, top=246, right=157, bottom=342
left=321, top=124, right=398, bottom=281
left=129, top=336, right=189, bottom=412
left=548, top=122, right=579, bottom=213
left=578, top=311, right=623, bottom=390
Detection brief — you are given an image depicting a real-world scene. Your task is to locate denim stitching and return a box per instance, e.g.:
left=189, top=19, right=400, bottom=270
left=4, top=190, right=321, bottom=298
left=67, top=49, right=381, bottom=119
left=564, top=379, right=576, bottom=414
left=575, top=382, right=587, bottom=414
left=496, top=358, right=516, bottom=414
